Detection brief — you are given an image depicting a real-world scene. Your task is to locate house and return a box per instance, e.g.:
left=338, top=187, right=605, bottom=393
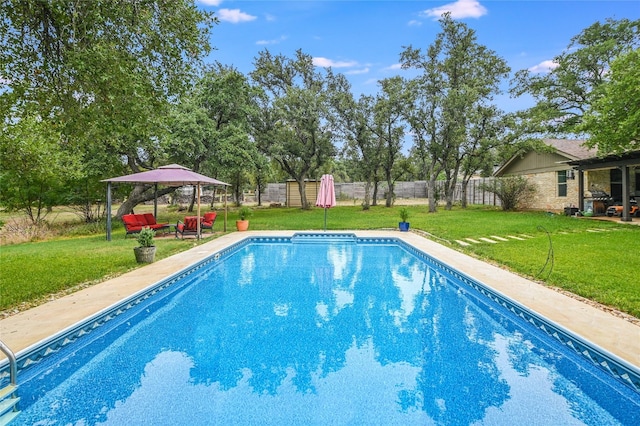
left=494, top=139, right=597, bottom=212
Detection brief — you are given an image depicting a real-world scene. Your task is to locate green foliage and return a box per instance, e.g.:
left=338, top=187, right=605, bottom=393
left=399, top=207, right=410, bottom=222
left=0, top=114, right=80, bottom=223
left=238, top=206, right=253, bottom=220
left=581, top=49, right=640, bottom=154
left=481, top=176, right=537, bottom=211
left=0, top=0, right=216, bottom=217
left=400, top=14, right=510, bottom=211
left=511, top=18, right=640, bottom=137
left=250, top=49, right=337, bottom=209
left=168, top=63, right=262, bottom=207
left=136, top=227, right=156, bottom=247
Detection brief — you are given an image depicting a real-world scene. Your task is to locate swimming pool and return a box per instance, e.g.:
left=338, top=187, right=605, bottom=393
left=2, top=233, right=640, bottom=424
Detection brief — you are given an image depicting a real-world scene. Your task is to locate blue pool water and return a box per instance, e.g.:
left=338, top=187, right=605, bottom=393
left=5, top=235, right=640, bottom=425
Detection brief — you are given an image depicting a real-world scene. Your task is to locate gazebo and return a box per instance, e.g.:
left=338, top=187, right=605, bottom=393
left=102, top=164, right=230, bottom=241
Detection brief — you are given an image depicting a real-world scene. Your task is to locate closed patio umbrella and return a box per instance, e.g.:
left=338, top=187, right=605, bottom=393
left=315, top=174, right=336, bottom=231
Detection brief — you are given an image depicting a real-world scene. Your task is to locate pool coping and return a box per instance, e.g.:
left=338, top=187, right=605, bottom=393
left=1, top=230, right=639, bottom=374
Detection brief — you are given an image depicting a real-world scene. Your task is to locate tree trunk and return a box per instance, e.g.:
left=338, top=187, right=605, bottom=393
left=385, top=174, right=394, bottom=207
left=362, top=180, right=371, bottom=210
left=115, top=185, right=174, bottom=218
left=460, top=177, right=470, bottom=208
left=427, top=177, right=438, bottom=213
left=372, top=181, right=379, bottom=206
left=297, top=179, right=310, bottom=210
left=188, top=188, right=196, bottom=212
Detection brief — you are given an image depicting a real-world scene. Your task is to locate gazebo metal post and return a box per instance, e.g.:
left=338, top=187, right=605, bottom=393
left=224, top=186, right=228, bottom=232
left=106, top=182, right=112, bottom=241
left=154, top=184, right=158, bottom=218
left=197, top=184, right=202, bottom=239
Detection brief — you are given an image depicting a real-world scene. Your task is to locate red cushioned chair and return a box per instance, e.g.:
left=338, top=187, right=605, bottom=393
left=175, top=216, right=200, bottom=239
left=201, top=212, right=217, bottom=233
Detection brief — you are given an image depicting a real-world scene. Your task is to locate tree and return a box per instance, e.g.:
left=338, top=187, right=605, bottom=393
left=458, top=105, right=504, bottom=208
left=401, top=14, right=509, bottom=210
left=327, top=72, right=382, bottom=210
left=511, top=18, right=640, bottom=138
left=250, top=49, right=336, bottom=210
left=580, top=49, right=640, bottom=154
left=0, top=115, right=79, bottom=224
left=168, top=64, right=261, bottom=209
left=0, top=0, right=216, bottom=216
left=371, top=77, right=408, bottom=208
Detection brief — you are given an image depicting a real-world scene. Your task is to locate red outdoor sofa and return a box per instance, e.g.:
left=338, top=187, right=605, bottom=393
left=122, top=213, right=171, bottom=237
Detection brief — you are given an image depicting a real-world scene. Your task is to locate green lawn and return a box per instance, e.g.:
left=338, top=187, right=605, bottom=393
left=1, top=204, right=639, bottom=319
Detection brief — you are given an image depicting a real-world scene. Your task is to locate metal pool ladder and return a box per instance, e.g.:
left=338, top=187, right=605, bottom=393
left=0, top=340, right=19, bottom=425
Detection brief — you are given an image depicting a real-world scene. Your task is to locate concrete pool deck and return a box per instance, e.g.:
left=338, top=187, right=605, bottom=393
left=1, top=230, right=639, bottom=370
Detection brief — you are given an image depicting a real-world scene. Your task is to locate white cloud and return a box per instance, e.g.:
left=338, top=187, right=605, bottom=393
left=528, top=60, right=559, bottom=73
left=265, top=13, right=276, bottom=22
left=197, top=0, right=223, bottom=6
left=218, top=8, right=257, bottom=23
left=408, top=19, right=422, bottom=27
left=344, top=67, right=370, bottom=75
left=312, top=57, right=358, bottom=68
left=256, top=35, right=287, bottom=46
left=388, top=63, right=403, bottom=70
left=420, top=0, right=487, bottom=20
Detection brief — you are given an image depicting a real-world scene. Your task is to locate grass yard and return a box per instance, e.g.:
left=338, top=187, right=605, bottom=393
left=1, top=204, right=639, bottom=319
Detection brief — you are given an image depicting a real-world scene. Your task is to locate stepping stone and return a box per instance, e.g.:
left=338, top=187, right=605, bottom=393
left=455, top=240, right=471, bottom=246
left=465, top=238, right=481, bottom=244
left=490, top=235, right=509, bottom=241
left=519, top=234, right=534, bottom=239
left=587, top=229, right=607, bottom=233
left=479, top=237, right=498, bottom=244
left=507, top=235, right=525, bottom=240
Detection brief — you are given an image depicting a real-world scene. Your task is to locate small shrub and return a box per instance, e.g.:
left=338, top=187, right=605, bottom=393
left=481, top=176, right=537, bottom=211
left=399, top=207, right=410, bottom=222
left=136, top=227, right=155, bottom=247
left=238, top=206, right=253, bottom=220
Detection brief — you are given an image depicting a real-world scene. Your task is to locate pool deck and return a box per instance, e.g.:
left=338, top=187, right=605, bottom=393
left=1, top=230, right=639, bottom=370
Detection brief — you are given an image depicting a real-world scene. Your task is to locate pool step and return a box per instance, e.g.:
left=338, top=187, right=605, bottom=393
left=0, top=385, right=20, bottom=426
left=292, top=232, right=358, bottom=243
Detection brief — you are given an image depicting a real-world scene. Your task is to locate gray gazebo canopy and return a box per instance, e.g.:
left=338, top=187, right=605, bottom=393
left=102, top=164, right=230, bottom=241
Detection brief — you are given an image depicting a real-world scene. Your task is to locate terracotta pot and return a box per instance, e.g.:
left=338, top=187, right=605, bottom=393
left=236, top=220, right=249, bottom=231
left=134, top=246, right=156, bottom=263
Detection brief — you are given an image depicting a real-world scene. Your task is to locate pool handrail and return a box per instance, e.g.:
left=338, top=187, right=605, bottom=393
left=0, top=339, right=17, bottom=386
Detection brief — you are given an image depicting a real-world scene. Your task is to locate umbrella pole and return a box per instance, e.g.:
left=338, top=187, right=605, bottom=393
left=324, top=207, right=327, bottom=231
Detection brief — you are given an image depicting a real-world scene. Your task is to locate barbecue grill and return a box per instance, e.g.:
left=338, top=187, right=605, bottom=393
left=585, top=190, right=613, bottom=215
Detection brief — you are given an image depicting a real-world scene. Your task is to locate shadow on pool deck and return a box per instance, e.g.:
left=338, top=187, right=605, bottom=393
left=1, top=230, right=639, bottom=371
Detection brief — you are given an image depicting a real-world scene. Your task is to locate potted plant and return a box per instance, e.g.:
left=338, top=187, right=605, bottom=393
left=236, top=206, right=253, bottom=231
left=398, top=207, right=410, bottom=232
left=134, top=227, right=156, bottom=263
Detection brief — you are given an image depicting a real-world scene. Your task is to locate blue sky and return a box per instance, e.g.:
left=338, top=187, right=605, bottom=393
left=196, top=0, right=639, bottom=112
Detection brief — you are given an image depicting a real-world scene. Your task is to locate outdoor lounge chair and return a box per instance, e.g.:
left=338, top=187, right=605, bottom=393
left=122, top=213, right=170, bottom=237
left=175, top=216, right=200, bottom=239
left=201, top=212, right=217, bottom=233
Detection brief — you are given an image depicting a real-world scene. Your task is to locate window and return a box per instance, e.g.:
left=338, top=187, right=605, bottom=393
left=557, top=170, right=567, bottom=197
